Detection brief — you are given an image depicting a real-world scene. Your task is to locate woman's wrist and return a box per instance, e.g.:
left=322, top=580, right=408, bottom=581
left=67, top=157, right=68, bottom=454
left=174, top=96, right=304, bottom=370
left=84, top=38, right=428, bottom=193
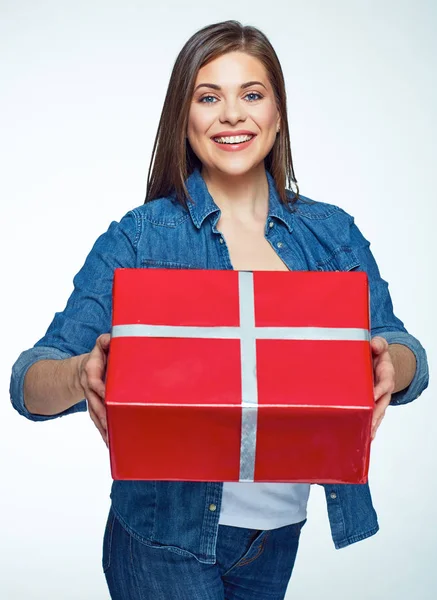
left=70, top=354, right=88, bottom=400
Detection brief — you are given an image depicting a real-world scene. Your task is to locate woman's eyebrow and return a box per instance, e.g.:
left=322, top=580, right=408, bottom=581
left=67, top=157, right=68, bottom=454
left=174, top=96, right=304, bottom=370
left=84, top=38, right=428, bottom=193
left=194, top=80, right=268, bottom=92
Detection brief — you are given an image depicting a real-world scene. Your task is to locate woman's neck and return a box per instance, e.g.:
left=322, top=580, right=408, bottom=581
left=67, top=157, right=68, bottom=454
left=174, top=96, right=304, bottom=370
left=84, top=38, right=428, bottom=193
left=201, top=163, right=269, bottom=225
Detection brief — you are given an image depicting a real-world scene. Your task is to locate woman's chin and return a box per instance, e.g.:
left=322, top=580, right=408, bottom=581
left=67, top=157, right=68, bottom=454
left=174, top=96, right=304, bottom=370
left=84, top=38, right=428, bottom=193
left=207, top=158, right=264, bottom=178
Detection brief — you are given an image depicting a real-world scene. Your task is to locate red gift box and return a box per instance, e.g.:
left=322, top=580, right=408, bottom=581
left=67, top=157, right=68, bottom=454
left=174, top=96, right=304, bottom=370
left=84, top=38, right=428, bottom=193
left=105, top=269, right=374, bottom=484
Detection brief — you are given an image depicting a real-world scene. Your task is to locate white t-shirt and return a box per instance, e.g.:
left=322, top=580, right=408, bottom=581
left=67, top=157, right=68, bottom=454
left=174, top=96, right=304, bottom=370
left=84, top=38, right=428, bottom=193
left=218, top=482, right=311, bottom=530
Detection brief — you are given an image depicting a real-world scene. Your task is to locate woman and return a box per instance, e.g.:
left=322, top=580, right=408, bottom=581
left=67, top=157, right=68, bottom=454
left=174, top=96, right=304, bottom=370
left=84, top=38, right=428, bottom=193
left=10, top=20, right=428, bottom=600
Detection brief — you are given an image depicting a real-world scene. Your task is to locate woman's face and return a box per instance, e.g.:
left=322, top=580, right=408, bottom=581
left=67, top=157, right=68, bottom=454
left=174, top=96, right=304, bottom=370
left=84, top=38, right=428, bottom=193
left=187, top=51, right=280, bottom=177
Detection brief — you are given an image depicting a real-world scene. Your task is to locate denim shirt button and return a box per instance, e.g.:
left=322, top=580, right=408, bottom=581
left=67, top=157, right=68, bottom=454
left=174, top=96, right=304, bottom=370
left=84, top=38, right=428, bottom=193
left=269, top=221, right=274, bottom=228
left=277, top=242, right=283, bottom=249
left=209, top=504, right=217, bottom=512
left=219, top=238, right=224, bottom=244
left=330, top=492, right=337, bottom=499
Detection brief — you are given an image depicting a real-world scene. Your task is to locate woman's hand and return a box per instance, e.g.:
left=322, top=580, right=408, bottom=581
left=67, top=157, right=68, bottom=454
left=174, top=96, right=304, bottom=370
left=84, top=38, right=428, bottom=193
left=77, top=333, right=111, bottom=447
left=370, top=336, right=395, bottom=440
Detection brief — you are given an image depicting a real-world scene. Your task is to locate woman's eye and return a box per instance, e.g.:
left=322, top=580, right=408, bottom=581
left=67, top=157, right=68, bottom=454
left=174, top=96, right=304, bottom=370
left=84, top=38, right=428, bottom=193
left=245, top=92, right=263, bottom=102
left=199, top=95, right=218, bottom=103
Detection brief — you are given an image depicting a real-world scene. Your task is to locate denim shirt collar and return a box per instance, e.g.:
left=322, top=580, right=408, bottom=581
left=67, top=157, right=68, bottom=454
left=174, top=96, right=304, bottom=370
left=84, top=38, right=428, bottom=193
left=185, top=168, right=294, bottom=233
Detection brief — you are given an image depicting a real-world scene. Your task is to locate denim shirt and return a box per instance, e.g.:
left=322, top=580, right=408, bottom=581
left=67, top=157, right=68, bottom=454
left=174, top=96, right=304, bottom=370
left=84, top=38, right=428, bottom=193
left=10, top=168, right=429, bottom=562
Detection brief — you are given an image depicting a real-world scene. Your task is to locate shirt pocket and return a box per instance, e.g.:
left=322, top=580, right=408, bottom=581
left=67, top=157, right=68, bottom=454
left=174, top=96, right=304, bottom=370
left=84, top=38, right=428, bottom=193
left=315, top=246, right=360, bottom=272
left=141, top=259, right=200, bottom=269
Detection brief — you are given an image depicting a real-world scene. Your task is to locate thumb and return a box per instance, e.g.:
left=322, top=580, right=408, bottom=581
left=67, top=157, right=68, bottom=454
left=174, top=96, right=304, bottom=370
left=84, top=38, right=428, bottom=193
left=371, top=336, right=387, bottom=354
left=97, top=333, right=111, bottom=349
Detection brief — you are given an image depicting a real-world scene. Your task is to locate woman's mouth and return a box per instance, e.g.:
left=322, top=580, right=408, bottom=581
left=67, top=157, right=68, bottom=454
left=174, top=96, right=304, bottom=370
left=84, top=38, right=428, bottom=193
left=211, top=134, right=256, bottom=152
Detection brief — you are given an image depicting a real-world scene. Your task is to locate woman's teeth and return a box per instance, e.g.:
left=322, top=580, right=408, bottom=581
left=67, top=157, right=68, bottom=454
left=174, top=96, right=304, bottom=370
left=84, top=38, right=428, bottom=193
left=213, top=135, right=254, bottom=144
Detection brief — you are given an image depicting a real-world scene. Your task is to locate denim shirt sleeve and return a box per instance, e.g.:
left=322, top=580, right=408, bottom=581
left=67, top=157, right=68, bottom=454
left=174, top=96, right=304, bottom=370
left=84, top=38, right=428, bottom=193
left=10, top=211, right=139, bottom=421
left=347, top=214, right=429, bottom=406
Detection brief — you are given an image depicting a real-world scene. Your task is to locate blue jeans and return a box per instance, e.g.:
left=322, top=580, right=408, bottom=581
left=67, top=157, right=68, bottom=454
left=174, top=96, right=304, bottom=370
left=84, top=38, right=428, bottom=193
left=103, top=507, right=306, bottom=599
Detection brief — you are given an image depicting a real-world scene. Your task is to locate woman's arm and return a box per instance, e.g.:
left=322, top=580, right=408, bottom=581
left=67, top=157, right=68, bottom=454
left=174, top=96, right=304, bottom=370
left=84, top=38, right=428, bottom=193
left=10, top=211, right=139, bottom=428
left=345, top=213, right=429, bottom=406
left=24, top=355, right=85, bottom=416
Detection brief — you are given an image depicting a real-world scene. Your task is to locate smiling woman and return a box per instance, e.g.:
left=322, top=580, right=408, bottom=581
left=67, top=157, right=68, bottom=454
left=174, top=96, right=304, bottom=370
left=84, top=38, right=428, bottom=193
left=145, top=21, right=298, bottom=209
left=188, top=53, right=280, bottom=171
left=10, top=18, right=429, bottom=600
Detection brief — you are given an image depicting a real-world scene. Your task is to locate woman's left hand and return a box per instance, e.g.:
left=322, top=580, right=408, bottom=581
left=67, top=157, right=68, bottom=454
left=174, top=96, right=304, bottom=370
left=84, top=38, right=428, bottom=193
left=370, top=336, right=396, bottom=440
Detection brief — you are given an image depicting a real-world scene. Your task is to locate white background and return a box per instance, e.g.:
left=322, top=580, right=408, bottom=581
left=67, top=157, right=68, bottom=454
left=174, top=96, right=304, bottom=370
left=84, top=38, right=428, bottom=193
left=1, top=1, right=435, bottom=598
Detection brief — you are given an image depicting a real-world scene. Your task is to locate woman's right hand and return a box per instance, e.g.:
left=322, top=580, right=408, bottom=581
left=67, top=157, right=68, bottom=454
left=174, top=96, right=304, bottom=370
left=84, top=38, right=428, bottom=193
left=77, top=333, right=111, bottom=447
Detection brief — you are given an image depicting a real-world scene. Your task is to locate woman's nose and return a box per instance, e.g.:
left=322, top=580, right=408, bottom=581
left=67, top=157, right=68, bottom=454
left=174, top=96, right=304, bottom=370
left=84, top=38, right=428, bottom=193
left=219, top=98, right=247, bottom=125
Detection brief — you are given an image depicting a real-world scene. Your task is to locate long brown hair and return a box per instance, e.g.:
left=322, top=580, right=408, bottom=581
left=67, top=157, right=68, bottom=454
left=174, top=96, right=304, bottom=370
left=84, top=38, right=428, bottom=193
left=145, top=20, right=299, bottom=208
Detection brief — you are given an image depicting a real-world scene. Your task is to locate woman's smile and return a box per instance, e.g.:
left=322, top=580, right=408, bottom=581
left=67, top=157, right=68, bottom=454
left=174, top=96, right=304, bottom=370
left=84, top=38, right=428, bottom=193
left=211, top=131, right=257, bottom=152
